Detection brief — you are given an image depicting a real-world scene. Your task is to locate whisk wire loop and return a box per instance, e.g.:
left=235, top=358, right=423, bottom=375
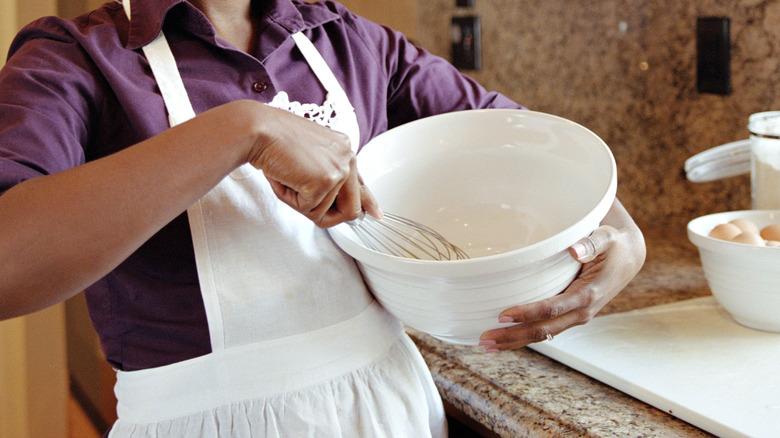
left=348, top=212, right=469, bottom=261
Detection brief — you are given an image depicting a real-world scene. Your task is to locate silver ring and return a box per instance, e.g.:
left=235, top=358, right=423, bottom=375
left=582, top=236, right=597, bottom=255
left=546, top=333, right=554, bottom=342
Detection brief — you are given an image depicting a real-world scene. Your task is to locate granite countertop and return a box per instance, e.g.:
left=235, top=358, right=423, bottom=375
left=407, top=225, right=717, bottom=437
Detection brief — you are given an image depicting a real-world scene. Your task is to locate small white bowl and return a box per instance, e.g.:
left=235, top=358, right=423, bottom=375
left=688, top=210, right=780, bottom=332
left=329, top=109, right=617, bottom=344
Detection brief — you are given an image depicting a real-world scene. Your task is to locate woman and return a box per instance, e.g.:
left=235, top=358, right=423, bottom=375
left=0, top=0, right=645, bottom=435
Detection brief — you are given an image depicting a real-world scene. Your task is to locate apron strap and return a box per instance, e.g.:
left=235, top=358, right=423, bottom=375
left=122, top=0, right=196, bottom=127
left=291, top=32, right=360, bottom=151
left=122, top=0, right=131, bottom=20
left=291, top=33, right=351, bottom=112
left=142, top=34, right=198, bottom=126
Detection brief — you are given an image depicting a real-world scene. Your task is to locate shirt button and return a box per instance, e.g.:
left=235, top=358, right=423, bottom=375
left=252, top=81, right=268, bottom=93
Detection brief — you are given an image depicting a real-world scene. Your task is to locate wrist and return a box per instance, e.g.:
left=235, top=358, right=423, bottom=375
left=230, top=100, right=276, bottom=169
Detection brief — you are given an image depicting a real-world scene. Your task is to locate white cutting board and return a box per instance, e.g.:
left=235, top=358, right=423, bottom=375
left=529, top=297, right=780, bottom=438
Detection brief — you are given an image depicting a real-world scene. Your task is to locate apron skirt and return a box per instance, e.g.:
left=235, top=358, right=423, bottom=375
left=109, top=302, right=446, bottom=437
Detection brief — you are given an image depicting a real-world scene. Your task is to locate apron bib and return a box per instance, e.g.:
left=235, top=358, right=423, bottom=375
left=110, top=2, right=445, bottom=437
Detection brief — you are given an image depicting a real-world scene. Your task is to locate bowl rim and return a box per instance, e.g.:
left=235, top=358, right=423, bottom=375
left=327, top=108, right=617, bottom=277
left=687, top=209, right=780, bottom=253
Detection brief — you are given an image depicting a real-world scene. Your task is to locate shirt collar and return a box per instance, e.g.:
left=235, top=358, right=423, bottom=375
left=124, top=0, right=183, bottom=49
left=123, top=0, right=340, bottom=51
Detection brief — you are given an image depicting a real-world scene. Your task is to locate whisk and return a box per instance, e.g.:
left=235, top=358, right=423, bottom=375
left=348, top=212, right=469, bottom=261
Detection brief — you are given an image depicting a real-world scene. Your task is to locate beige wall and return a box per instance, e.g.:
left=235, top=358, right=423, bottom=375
left=337, top=0, right=419, bottom=42
left=0, top=1, right=18, bottom=68
left=59, top=0, right=108, bottom=19
left=0, top=308, right=68, bottom=438
left=1, top=2, right=85, bottom=437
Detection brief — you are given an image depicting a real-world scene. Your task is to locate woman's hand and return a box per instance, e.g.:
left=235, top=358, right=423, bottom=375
left=244, top=104, right=380, bottom=228
left=478, top=199, right=646, bottom=352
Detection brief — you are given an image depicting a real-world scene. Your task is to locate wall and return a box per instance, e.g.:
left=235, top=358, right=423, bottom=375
left=0, top=9, right=69, bottom=438
left=59, top=0, right=107, bottom=18
left=336, top=0, right=419, bottom=42
left=414, top=0, right=780, bottom=232
left=0, top=308, right=68, bottom=438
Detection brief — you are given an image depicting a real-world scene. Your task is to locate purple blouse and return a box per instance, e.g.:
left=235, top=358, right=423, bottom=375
left=0, top=0, right=522, bottom=370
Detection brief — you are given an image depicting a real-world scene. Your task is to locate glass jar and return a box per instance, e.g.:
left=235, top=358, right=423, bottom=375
left=749, top=111, right=780, bottom=209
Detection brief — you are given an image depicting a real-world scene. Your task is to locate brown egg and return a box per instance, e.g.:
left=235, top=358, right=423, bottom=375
left=731, top=231, right=766, bottom=246
left=760, top=224, right=780, bottom=242
left=766, top=240, right=780, bottom=247
left=708, top=223, right=742, bottom=241
left=729, top=218, right=760, bottom=234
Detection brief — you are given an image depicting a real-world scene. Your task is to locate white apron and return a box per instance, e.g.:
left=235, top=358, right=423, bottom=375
left=109, top=2, right=446, bottom=437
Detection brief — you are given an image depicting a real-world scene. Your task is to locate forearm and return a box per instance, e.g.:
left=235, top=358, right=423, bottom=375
left=0, top=101, right=257, bottom=319
left=602, top=198, right=638, bottom=229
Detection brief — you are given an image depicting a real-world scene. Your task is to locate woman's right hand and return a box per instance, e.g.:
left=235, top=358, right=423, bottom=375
left=243, top=103, right=380, bottom=228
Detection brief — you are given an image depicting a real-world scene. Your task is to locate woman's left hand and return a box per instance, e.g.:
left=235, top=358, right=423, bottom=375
left=478, top=199, right=646, bottom=351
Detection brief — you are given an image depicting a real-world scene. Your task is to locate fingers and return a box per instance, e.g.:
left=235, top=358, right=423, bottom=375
left=267, top=166, right=381, bottom=228
left=479, top=285, right=597, bottom=351
left=268, top=174, right=357, bottom=228
left=246, top=106, right=377, bottom=226
left=331, top=174, right=362, bottom=221
left=478, top=310, right=582, bottom=351
left=479, top=313, right=580, bottom=351
left=264, top=158, right=379, bottom=228
left=314, top=174, right=382, bottom=227
left=315, top=169, right=362, bottom=228
left=357, top=175, right=383, bottom=220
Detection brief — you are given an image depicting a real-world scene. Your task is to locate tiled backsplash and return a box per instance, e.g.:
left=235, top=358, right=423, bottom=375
left=417, top=0, right=780, bottom=232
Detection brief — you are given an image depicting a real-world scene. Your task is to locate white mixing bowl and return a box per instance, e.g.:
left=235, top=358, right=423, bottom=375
left=688, top=210, right=780, bottom=333
left=328, top=109, right=617, bottom=344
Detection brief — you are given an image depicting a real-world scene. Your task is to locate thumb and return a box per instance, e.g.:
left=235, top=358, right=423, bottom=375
left=568, top=225, right=617, bottom=263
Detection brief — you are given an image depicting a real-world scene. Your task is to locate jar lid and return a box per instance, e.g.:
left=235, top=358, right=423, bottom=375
left=748, top=111, right=780, bottom=139
left=684, top=139, right=750, bottom=182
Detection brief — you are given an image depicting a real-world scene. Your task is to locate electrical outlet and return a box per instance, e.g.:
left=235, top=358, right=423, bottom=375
left=451, top=16, right=481, bottom=71
left=696, top=17, right=731, bottom=95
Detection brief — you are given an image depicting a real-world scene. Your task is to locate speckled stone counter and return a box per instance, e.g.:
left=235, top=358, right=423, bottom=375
left=407, top=226, right=717, bottom=437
